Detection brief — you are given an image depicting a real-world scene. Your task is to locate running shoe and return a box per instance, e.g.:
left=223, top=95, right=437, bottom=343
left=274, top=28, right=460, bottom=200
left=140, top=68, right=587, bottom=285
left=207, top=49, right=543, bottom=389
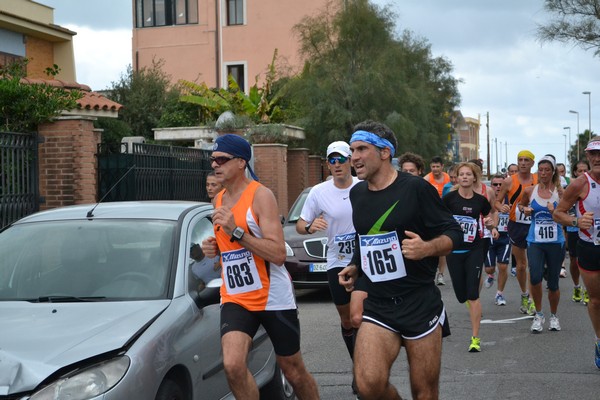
left=527, top=298, right=536, bottom=316
left=530, top=313, right=545, bottom=333
left=510, top=267, right=517, bottom=277
left=484, top=274, right=494, bottom=288
left=560, top=268, right=567, bottom=278
left=495, top=292, right=507, bottom=306
left=519, top=295, right=529, bottom=314
left=572, top=286, right=582, bottom=302
left=549, top=315, right=561, bottom=331
left=436, top=272, right=445, bottom=286
left=595, top=342, right=600, bottom=369
left=583, top=290, right=590, bottom=306
left=468, top=336, right=481, bottom=352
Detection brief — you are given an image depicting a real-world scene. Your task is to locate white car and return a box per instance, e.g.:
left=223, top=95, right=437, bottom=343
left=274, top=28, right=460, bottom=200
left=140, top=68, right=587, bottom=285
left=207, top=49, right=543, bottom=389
left=0, top=201, right=293, bottom=400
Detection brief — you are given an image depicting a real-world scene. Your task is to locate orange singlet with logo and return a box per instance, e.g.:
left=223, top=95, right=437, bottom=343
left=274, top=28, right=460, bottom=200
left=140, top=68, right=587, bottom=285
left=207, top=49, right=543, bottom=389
left=507, top=173, right=538, bottom=222
left=424, top=172, right=450, bottom=197
left=214, top=180, right=296, bottom=311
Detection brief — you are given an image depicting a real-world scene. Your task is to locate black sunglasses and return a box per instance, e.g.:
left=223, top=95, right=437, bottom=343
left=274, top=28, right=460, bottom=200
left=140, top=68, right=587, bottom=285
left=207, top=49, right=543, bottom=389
left=328, top=156, right=349, bottom=165
left=210, top=156, right=239, bottom=166
left=491, top=183, right=502, bottom=187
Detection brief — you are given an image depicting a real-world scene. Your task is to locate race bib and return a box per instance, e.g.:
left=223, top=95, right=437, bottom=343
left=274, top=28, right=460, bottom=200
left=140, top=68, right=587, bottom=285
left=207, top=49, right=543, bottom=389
left=594, top=218, right=600, bottom=246
left=358, top=231, right=407, bottom=282
left=221, top=248, right=263, bottom=295
left=498, top=213, right=509, bottom=233
left=516, top=206, right=532, bottom=224
left=334, top=232, right=356, bottom=262
left=534, top=219, right=557, bottom=243
left=454, top=215, right=477, bottom=243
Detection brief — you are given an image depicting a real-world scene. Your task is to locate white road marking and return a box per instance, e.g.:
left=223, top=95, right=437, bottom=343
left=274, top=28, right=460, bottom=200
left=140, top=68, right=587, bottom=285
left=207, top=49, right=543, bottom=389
left=480, top=315, right=534, bottom=324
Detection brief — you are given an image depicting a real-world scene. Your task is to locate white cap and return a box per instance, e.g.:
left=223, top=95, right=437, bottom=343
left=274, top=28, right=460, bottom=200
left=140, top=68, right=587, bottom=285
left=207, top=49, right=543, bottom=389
left=585, top=139, right=600, bottom=151
left=326, top=141, right=351, bottom=157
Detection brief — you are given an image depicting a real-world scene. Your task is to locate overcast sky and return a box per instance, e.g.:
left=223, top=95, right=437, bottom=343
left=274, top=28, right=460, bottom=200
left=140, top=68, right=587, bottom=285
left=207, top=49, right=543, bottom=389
left=40, top=0, right=600, bottom=174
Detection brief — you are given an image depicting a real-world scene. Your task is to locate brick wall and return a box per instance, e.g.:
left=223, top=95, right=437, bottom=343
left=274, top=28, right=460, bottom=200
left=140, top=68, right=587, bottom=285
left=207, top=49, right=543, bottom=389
left=25, top=36, right=54, bottom=79
left=308, top=155, right=326, bottom=187
left=287, top=148, right=309, bottom=210
left=38, top=117, right=100, bottom=210
left=253, top=144, right=288, bottom=217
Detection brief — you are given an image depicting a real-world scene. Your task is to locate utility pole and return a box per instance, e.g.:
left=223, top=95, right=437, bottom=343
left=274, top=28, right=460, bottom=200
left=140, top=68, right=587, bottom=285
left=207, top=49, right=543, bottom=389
left=486, top=112, right=490, bottom=180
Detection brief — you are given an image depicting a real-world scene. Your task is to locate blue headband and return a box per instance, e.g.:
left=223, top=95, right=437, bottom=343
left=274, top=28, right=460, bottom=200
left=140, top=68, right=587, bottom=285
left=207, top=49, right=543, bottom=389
left=349, top=130, right=396, bottom=156
left=213, top=134, right=259, bottom=181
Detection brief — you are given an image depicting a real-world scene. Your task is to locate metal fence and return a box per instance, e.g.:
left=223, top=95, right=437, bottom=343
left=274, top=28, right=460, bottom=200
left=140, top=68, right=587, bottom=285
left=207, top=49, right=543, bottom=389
left=0, top=131, right=39, bottom=229
left=97, top=142, right=213, bottom=202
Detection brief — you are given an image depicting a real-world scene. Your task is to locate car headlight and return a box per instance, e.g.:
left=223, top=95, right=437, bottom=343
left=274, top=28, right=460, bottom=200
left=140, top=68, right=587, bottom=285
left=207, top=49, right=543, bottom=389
left=285, top=242, right=294, bottom=257
left=30, top=356, right=130, bottom=400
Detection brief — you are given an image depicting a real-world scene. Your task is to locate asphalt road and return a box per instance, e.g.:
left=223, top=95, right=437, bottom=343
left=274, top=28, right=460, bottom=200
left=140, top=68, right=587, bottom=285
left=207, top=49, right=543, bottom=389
left=295, top=266, right=600, bottom=400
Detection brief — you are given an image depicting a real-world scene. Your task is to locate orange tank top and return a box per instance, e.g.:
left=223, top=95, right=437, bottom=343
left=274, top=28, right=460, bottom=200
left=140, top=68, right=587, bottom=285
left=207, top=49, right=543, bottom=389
left=424, top=172, right=450, bottom=197
left=215, top=180, right=296, bottom=311
left=507, top=173, right=538, bottom=222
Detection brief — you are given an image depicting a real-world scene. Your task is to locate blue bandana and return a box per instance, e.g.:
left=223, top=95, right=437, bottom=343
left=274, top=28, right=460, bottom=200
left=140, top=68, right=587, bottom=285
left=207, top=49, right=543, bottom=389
left=349, top=130, right=396, bottom=156
left=213, top=134, right=259, bottom=181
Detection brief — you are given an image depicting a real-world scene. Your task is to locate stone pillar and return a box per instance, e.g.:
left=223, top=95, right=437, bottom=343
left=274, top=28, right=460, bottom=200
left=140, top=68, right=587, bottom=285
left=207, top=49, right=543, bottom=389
left=38, top=117, right=100, bottom=210
left=287, top=148, right=309, bottom=210
left=253, top=143, right=288, bottom=217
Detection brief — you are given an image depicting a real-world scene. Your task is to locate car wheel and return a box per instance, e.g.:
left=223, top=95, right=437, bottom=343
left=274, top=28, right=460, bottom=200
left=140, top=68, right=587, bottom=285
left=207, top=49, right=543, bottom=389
left=155, top=378, right=185, bottom=400
left=259, top=364, right=295, bottom=400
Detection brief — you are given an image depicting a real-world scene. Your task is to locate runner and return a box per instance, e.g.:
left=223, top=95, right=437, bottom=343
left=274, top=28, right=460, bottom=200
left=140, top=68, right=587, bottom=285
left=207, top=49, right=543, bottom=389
left=338, top=120, right=462, bottom=399
left=443, top=162, right=495, bottom=352
left=519, top=155, right=564, bottom=333
left=553, top=138, right=600, bottom=368
left=398, top=152, right=425, bottom=177
left=495, top=150, right=537, bottom=315
left=201, top=134, right=319, bottom=399
left=566, top=160, right=590, bottom=304
left=205, top=170, right=223, bottom=200
left=296, top=141, right=360, bottom=396
left=424, top=156, right=451, bottom=197
left=484, top=173, right=511, bottom=306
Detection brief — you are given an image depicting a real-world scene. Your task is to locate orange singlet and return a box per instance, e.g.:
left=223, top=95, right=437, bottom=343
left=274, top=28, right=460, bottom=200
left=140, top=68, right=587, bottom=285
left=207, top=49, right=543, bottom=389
left=507, top=173, right=538, bottom=222
left=424, top=172, right=450, bottom=197
left=215, top=180, right=296, bottom=311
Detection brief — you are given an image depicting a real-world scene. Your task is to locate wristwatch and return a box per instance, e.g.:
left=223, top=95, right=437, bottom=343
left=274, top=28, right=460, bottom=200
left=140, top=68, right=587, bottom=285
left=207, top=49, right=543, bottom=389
left=230, top=226, right=245, bottom=242
left=571, top=218, right=578, bottom=227
left=305, top=222, right=312, bottom=234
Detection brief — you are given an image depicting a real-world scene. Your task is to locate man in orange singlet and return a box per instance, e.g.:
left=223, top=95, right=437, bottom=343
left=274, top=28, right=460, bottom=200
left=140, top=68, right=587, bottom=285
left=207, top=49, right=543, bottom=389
left=495, top=150, right=537, bottom=315
left=424, top=156, right=451, bottom=197
left=201, top=134, right=319, bottom=400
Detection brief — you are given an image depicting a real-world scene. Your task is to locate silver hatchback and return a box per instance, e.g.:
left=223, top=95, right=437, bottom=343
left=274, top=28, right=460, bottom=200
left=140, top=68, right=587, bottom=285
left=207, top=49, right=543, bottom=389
left=0, top=201, right=293, bottom=400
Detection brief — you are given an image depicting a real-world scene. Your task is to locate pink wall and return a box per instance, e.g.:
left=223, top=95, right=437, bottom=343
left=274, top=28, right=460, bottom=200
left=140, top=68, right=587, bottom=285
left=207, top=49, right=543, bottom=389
left=132, top=0, right=329, bottom=88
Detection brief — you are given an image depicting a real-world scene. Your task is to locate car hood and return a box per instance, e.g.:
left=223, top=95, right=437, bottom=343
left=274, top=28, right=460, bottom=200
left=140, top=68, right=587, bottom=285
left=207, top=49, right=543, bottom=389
left=0, top=300, right=170, bottom=394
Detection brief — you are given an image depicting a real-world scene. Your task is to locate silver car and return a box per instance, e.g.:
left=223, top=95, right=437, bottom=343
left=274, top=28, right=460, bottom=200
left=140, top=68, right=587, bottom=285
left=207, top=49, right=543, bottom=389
left=0, top=201, right=293, bottom=400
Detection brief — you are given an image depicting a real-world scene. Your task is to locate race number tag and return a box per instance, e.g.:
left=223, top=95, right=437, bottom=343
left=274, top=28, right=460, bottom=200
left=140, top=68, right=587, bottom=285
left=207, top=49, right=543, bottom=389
left=358, top=231, right=406, bottom=282
left=498, top=213, right=509, bottom=233
left=516, top=206, right=532, bottom=224
left=221, top=248, right=263, bottom=295
left=334, top=232, right=356, bottom=262
left=594, top=218, right=600, bottom=246
left=534, top=219, right=557, bottom=243
left=454, top=215, right=477, bottom=243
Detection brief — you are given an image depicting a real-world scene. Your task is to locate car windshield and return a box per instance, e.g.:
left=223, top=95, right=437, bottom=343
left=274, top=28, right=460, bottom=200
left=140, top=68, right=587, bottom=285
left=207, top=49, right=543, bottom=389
left=286, top=191, right=309, bottom=223
left=0, top=219, right=176, bottom=301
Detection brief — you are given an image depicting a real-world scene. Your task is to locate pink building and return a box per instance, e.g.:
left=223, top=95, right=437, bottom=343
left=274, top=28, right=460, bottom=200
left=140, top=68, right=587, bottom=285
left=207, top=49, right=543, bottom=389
left=132, top=0, right=329, bottom=91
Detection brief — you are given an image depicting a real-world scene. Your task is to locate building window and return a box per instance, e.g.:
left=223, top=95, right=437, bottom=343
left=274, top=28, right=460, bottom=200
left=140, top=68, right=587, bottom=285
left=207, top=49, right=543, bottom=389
left=136, top=0, right=198, bottom=28
left=226, top=64, right=245, bottom=92
left=227, top=0, right=244, bottom=26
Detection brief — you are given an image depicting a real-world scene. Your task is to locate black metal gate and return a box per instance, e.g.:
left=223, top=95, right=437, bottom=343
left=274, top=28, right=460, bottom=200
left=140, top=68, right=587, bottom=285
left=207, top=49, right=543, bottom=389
left=97, top=142, right=213, bottom=202
left=0, top=131, right=40, bottom=229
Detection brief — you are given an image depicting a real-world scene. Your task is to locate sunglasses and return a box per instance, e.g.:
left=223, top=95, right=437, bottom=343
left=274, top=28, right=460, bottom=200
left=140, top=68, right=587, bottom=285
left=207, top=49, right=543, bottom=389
left=210, top=156, right=239, bottom=166
left=491, top=183, right=502, bottom=187
left=328, top=156, right=349, bottom=165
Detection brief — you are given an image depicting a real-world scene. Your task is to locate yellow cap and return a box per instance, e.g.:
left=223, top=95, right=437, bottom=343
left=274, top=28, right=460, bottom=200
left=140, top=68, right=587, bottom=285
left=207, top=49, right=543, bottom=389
left=517, top=150, right=535, bottom=161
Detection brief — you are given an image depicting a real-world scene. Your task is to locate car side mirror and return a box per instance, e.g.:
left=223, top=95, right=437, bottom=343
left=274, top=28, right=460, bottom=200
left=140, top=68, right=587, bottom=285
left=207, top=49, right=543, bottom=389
left=280, top=215, right=285, bottom=225
left=193, top=278, right=222, bottom=308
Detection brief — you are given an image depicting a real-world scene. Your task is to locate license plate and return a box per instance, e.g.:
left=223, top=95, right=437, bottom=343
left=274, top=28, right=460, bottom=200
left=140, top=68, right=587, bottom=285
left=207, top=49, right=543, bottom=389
left=309, top=263, right=327, bottom=272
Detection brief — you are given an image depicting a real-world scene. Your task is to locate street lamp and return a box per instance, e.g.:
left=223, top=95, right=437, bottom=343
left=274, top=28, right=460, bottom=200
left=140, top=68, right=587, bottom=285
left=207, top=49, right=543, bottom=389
left=562, top=134, right=567, bottom=170
left=583, top=91, right=592, bottom=140
left=563, top=126, right=571, bottom=171
left=569, top=110, right=580, bottom=157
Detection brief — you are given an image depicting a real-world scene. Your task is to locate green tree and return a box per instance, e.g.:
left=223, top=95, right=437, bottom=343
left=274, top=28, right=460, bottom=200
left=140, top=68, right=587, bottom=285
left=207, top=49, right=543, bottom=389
left=0, top=59, right=81, bottom=132
left=538, top=0, right=600, bottom=56
left=287, top=0, right=460, bottom=158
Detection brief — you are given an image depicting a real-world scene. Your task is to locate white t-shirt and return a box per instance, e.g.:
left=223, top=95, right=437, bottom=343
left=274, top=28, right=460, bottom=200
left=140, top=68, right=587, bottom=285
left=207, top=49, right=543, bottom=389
left=300, top=177, right=360, bottom=270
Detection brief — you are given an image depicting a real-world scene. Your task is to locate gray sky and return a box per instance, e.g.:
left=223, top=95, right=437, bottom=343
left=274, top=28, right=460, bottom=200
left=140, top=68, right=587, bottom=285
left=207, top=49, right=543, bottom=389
left=40, top=0, right=600, bottom=173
